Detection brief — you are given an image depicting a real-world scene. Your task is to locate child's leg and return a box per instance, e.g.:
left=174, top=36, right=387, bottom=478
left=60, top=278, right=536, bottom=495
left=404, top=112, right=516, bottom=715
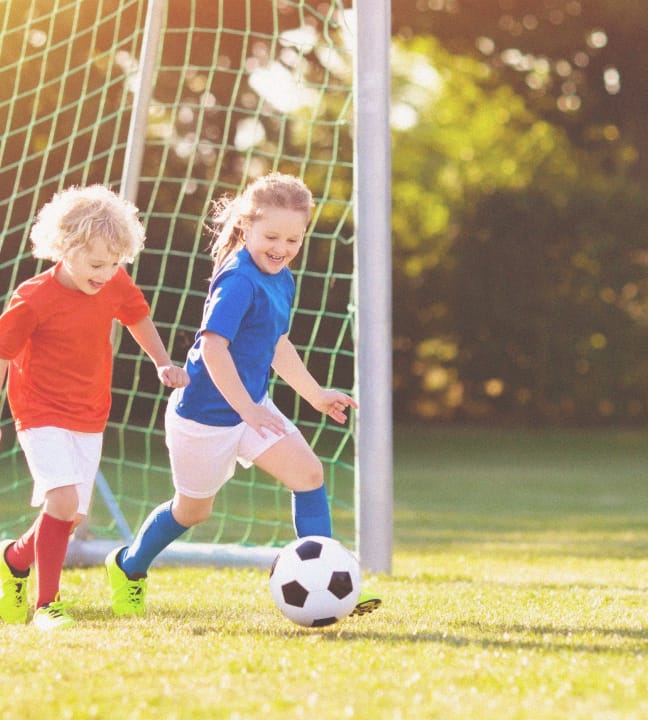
left=34, top=484, right=78, bottom=608
left=291, top=485, right=332, bottom=538
left=106, top=495, right=208, bottom=617
left=120, top=499, right=189, bottom=578
left=14, top=428, right=100, bottom=628
left=247, top=412, right=381, bottom=618
left=107, top=401, right=239, bottom=616
left=34, top=511, right=74, bottom=608
left=5, top=517, right=38, bottom=573
left=252, top=431, right=332, bottom=538
left=2, top=507, right=77, bottom=575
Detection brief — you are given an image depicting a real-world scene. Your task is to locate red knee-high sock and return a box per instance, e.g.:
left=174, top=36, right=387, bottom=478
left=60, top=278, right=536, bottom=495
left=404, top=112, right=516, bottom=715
left=34, top=513, right=74, bottom=608
left=5, top=516, right=39, bottom=573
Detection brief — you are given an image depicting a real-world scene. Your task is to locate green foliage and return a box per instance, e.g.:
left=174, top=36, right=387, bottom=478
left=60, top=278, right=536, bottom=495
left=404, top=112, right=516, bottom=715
left=448, top=183, right=648, bottom=424
left=391, top=36, right=648, bottom=424
left=391, top=38, right=575, bottom=274
left=393, top=0, right=648, bottom=179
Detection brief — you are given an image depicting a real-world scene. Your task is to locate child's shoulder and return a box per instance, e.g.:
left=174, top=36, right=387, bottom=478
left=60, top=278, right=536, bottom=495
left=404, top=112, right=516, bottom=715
left=212, top=252, right=250, bottom=287
left=14, top=265, right=57, bottom=299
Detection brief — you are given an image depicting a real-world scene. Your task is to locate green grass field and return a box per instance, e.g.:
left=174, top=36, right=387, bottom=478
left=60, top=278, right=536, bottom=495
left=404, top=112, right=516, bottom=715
left=2, top=425, right=648, bottom=719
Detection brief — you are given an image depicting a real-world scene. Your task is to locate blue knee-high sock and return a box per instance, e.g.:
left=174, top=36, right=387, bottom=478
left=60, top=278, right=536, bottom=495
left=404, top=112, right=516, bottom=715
left=120, top=501, right=187, bottom=577
left=292, top=485, right=332, bottom=538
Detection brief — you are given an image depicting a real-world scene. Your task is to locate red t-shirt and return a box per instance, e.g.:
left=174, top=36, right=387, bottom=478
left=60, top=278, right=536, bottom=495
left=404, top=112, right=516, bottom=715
left=0, top=263, right=150, bottom=433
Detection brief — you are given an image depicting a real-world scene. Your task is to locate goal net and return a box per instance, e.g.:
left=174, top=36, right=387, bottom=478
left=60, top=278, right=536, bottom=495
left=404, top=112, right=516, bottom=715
left=0, top=0, right=365, bottom=567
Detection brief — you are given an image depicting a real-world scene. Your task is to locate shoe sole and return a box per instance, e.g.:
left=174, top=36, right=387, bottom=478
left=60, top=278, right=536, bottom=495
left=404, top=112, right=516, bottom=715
left=351, top=597, right=382, bottom=616
left=33, top=619, right=76, bottom=631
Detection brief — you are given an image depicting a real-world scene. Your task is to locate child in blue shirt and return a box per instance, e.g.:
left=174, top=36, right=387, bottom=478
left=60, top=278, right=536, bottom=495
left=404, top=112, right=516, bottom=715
left=105, top=173, right=380, bottom=617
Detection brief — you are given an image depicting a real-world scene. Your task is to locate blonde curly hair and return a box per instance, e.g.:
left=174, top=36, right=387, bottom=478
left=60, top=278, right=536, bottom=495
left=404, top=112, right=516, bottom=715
left=30, top=185, right=146, bottom=263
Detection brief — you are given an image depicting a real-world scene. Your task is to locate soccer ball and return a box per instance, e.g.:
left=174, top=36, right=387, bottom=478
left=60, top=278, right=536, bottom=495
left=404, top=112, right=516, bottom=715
left=269, top=535, right=361, bottom=627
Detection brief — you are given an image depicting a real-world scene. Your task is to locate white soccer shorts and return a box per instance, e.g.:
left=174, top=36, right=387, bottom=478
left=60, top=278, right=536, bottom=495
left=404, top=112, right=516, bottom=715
left=17, top=426, right=102, bottom=515
left=164, top=390, right=298, bottom=499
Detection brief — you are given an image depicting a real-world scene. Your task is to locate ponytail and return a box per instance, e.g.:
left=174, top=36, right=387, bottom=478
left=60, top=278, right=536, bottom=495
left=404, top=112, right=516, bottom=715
left=208, top=196, right=245, bottom=270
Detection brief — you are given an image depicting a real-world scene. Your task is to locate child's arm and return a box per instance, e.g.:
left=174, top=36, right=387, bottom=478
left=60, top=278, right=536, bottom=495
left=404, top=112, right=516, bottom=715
left=126, top=315, right=189, bottom=388
left=201, top=331, right=287, bottom=438
left=271, top=334, right=357, bottom=425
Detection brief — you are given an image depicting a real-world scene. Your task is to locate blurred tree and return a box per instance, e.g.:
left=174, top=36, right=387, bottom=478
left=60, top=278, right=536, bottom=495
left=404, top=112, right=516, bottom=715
left=392, top=0, right=648, bottom=180
left=391, top=36, right=648, bottom=424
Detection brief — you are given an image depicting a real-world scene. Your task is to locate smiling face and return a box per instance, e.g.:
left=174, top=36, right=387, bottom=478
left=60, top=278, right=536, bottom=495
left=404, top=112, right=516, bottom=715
left=56, top=238, right=121, bottom=294
left=244, top=205, right=308, bottom=274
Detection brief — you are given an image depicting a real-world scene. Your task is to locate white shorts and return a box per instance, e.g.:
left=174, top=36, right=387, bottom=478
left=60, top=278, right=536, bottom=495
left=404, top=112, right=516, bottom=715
left=17, top=426, right=103, bottom=515
left=165, top=390, right=298, bottom=499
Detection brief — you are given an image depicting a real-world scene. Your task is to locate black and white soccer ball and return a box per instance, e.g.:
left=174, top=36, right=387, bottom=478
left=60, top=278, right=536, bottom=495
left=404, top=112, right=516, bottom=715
left=269, top=535, right=361, bottom=627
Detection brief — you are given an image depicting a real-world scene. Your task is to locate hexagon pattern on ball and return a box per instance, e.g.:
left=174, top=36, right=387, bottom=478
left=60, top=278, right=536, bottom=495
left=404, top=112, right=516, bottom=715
left=269, top=535, right=361, bottom=627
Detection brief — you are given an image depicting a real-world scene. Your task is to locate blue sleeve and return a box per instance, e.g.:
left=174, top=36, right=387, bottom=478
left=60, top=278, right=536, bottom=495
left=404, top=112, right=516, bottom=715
left=202, top=274, right=254, bottom=341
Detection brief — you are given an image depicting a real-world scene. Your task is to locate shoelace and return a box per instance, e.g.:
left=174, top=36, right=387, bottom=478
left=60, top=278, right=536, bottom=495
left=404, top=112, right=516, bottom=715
left=126, top=580, right=145, bottom=603
left=43, top=599, right=73, bottom=617
left=3, top=578, right=26, bottom=607
left=13, top=580, right=25, bottom=607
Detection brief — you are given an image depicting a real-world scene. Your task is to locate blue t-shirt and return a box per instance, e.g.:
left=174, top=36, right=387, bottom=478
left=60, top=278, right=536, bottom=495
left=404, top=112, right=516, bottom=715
left=174, top=247, right=295, bottom=426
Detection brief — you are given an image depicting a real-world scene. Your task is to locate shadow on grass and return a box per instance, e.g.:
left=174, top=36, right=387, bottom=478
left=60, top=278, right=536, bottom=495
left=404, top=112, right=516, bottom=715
left=72, top=602, right=648, bottom=657
left=305, top=623, right=648, bottom=655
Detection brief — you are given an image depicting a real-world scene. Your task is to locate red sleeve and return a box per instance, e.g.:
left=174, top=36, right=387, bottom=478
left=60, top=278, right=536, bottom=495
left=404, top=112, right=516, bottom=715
left=0, top=296, right=38, bottom=360
left=112, top=267, right=151, bottom=327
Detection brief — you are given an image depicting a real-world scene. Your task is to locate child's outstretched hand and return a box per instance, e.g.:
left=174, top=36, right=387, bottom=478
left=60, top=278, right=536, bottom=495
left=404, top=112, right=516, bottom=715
left=157, top=365, right=190, bottom=388
left=314, top=389, right=358, bottom=424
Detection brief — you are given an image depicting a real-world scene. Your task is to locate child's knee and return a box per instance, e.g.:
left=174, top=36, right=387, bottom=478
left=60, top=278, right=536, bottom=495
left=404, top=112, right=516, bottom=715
left=43, top=485, right=79, bottom=521
left=300, top=458, right=324, bottom=490
left=70, top=514, right=85, bottom=532
left=172, top=496, right=214, bottom=527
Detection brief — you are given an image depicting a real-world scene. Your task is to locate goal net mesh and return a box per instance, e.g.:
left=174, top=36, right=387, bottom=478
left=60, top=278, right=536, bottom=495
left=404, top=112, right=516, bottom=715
left=0, top=0, right=356, bottom=556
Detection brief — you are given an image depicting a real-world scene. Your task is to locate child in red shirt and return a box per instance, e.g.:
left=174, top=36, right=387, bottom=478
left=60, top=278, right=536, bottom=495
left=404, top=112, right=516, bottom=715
left=0, top=185, right=189, bottom=630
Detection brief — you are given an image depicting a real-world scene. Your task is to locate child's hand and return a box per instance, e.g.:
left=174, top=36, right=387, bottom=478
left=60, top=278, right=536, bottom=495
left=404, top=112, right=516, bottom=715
left=157, top=365, right=190, bottom=388
left=239, top=403, right=288, bottom=440
left=313, top=389, right=358, bottom=424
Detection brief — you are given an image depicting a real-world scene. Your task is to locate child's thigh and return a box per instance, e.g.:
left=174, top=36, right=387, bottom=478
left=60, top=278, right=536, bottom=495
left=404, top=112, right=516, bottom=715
left=17, top=427, right=101, bottom=513
left=252, top=431, right=323, bottom=491
left=166, top=414, right=242, bottom=498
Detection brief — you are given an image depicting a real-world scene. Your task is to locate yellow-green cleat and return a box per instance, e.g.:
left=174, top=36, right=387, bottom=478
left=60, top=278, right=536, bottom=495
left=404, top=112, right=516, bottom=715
left=351, top=591, right=382, bottom=617
left=0, top=539, right=28, bottom=625
left=105, top=546, right=146, bottom=617
left=33, top=595, right=75, bottom=631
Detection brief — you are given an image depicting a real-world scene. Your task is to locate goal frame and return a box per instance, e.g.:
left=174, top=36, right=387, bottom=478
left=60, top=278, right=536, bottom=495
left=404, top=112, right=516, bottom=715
left=68, top=0, right=393, bottom=573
